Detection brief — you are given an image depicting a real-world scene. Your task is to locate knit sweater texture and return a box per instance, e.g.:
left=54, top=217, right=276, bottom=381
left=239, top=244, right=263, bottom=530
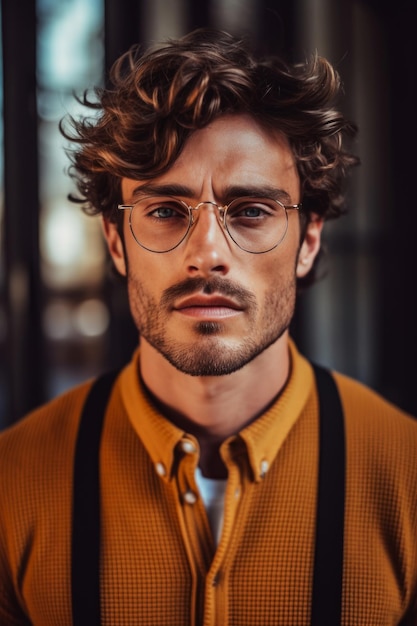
left=0, top=340, right=416, bottom=625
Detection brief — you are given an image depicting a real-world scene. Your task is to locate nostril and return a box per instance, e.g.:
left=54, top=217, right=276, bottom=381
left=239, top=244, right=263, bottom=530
left=187, top=260, right=228, bottom=277
left=211, top=264, right=227, bottom=273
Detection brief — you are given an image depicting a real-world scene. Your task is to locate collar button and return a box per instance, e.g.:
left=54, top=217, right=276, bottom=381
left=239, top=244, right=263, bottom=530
left=183, top=490, right=198, bottom=504
left=155, top=462, right=166, bottom=477
left=181, top=439, right=197, bottom=454
left=260, top=459, right=269, bottom=478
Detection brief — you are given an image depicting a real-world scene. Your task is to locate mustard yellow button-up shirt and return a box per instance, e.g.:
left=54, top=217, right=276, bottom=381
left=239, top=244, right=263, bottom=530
left=1, top=340, right=416, bottom=625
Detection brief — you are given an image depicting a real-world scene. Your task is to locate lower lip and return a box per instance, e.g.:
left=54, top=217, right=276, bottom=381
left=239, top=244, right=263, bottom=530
left=175, top=306, right=241, bottom=319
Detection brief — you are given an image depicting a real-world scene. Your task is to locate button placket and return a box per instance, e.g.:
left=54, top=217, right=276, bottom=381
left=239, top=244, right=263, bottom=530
left=177, top=437, right=199, bottom=498
left=175, top=439, right=214, bottom=589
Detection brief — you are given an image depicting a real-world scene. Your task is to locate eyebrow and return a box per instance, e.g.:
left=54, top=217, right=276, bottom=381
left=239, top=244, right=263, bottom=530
left=221, top=184, right=293, bottom=204
left=129, top=182, right=293, bottom=204
left=130, top=183, right=195, bottom=200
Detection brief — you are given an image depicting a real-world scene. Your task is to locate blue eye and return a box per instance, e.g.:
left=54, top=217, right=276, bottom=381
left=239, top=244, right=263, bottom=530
left=240, top=205, right=263, bottom=217
left=143, top=199, right=189, bottom=220
left=151, top=206, right=177, bottom=218
left=228, top=199, right=275, bottom=219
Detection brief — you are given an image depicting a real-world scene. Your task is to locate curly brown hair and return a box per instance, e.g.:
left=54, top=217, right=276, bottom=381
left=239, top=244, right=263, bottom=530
left=61, top=27, right=359, bottom=286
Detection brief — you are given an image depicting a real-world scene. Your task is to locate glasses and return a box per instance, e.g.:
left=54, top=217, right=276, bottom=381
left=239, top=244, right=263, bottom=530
left=117, top=196, right=302, bottom=254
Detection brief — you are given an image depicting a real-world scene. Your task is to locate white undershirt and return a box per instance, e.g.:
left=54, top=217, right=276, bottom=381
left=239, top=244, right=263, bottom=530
left=194, top=467, right=227, bottom=546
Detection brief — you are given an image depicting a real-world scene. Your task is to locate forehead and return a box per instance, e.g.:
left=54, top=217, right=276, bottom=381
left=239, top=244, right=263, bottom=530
left=122, top=114, right=300, bottom=201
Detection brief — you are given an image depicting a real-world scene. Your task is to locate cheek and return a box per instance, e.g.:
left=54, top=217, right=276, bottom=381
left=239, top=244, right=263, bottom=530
left=125, top=252, right=170, bottom=301
left=125, top=264, right=160, bottom=330
left=256, top=244, right=299, bottom=286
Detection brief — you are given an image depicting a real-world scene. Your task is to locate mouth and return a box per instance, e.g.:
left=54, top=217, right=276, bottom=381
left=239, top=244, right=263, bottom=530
left=173, top=294, right=243, bottom=319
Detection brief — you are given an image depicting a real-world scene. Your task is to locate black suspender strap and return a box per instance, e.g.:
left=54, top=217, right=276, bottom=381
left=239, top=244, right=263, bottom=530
left=311, top=363, right=346, bottom=626
left=71, top=363, right=345, bottom=625
left=71, top=369, right=120, bottom=626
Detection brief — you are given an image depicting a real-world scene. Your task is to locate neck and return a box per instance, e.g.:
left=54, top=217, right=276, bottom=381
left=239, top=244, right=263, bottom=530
left=138, top=333, right=291, bottom=440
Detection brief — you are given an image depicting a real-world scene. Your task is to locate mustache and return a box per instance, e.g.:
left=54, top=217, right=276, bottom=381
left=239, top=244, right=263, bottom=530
left=160, top=276, right=256, bottom=307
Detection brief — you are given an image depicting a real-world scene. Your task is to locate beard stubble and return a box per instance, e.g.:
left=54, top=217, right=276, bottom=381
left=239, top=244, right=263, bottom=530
left=127, top=273, right=296, bottom=376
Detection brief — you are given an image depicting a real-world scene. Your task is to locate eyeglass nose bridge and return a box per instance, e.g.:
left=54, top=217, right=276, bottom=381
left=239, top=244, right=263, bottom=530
left=188, top=200, right=227, bottom=227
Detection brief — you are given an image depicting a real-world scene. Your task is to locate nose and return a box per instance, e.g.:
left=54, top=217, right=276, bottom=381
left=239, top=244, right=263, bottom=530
left=183, top=202, right=231, bottom=277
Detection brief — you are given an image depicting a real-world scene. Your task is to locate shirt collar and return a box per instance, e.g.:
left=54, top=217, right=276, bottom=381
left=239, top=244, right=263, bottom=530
left=237, top=339, right=315, bottom=482
left=119, top=354, right=186, bottom=482
left=119, top=339, right=315, bottom=483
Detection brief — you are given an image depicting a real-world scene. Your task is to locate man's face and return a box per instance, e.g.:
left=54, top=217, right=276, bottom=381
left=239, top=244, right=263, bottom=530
left=104, top=114, right=321, bottom=377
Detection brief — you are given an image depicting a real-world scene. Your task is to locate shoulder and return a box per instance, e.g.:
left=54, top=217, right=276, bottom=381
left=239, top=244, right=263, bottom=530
left=333, top=369, right=416, bottom=427
left=332, top=370, right=417, bottom=474
left=0, top=379, right=102, bottom=562
left=0, top=379, right=93, bottom=487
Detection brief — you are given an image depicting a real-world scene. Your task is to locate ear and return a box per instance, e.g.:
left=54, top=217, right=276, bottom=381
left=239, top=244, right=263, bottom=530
left=296, top=216, right=324, bottom=278
left=102, top=217, right=127, bottom=276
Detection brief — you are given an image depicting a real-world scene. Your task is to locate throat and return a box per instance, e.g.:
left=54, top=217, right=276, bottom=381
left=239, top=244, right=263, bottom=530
left=140, top=376, right=228, bottom=478
left=197, top=436, right=228, bottom=479
left=170, top=412, right=228, bottom=479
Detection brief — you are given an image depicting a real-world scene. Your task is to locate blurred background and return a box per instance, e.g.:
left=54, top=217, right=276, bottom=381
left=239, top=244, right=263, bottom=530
left=0, top=0, right=416, bottom=429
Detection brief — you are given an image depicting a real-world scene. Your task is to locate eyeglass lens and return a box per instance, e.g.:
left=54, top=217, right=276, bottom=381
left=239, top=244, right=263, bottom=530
left=128, top=196, right=289, bottom=253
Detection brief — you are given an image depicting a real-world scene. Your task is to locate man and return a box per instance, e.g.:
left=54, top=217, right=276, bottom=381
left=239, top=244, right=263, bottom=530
left=0, top=28, right=416, bottom=626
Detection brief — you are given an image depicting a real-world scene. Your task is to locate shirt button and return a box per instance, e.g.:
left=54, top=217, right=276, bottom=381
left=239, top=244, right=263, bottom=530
left=183, top=490, right=198, bottom=504
left=234, top=487, right=241, bottom=499
left=181, top=439, right=197, bottom=454
left=155, top=462, right=166, bottom=477
left=260, top=459, right=269, bottom=478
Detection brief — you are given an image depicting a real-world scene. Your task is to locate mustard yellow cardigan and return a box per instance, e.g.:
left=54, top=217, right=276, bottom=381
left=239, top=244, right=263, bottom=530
left=0, top=341, right=416, bottom=625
